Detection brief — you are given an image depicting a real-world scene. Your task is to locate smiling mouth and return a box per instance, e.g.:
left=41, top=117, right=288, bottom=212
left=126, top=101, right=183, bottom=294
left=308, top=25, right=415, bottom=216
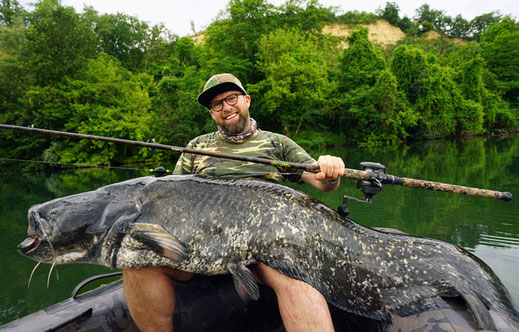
left=225, top=113, right=238, bottom=120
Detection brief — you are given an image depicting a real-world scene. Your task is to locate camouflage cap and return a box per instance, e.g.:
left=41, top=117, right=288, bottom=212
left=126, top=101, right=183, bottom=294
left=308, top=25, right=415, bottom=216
left=198, top=73, right=247, bottom=108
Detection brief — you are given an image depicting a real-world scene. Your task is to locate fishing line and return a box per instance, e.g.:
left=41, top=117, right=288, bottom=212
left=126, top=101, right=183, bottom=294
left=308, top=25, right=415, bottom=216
left=0, top=158, right=300, bottom=177
left=0, top=157, right=148, bottom=172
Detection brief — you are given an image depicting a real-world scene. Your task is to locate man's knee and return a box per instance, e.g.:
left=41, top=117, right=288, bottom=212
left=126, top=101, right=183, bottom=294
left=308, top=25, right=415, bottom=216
left=253, top=263, right=299, bottom=290
left=123, top=267, right=180, bottom=332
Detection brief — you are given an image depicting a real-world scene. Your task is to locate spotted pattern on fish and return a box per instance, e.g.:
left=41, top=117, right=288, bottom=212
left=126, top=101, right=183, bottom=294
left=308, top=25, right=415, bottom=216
left=19, top=175, right=519, bottom=325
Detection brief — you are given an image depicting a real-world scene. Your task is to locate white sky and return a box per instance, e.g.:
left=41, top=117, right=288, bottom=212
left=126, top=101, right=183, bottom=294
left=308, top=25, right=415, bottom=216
left=18, top=0, right=519, bottom=37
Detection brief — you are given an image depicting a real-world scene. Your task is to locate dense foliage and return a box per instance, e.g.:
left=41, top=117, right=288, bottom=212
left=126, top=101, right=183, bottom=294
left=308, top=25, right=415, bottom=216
left=0, top=0, right=517, bottom=166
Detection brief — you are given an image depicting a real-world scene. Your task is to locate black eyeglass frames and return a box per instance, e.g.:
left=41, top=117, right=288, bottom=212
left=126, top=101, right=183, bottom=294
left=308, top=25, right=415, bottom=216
left=209, top=93, right=244, bottom=112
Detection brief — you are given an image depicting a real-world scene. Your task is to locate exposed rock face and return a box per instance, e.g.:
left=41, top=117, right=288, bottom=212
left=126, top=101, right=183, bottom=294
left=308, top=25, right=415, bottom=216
left=190, top=34, right=205, bottom=44
left=423, top=30, right=443, bottom=40
left=322, top=20, right=406, bottom=47
left=190, top=20, right=465, bottom=47
left=423, top=30, right=467, bottom=45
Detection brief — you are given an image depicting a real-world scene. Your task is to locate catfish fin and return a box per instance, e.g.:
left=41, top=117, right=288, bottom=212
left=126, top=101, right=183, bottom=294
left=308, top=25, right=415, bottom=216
left=129, top=223, right=189, bottom=263
left=460, top=293, right=496, bottom=331
left=227, top=262, right=260, bottom=302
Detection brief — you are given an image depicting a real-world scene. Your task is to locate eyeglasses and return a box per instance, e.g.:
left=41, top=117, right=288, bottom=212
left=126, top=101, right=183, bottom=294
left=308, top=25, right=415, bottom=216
left=209, top=93, right=244, bottom=112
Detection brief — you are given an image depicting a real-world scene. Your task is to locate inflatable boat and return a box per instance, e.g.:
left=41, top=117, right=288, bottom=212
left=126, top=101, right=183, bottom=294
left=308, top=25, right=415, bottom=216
left=2, top=270, right=518, bottom=332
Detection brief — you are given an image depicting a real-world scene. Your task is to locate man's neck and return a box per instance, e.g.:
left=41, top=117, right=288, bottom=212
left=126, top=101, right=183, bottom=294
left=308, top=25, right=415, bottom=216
left=218, top=118, right=257, bottom=142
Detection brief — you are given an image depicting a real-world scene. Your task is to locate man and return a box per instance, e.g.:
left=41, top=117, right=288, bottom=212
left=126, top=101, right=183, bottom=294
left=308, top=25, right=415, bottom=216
left=123, top=73, right=345, bottom=332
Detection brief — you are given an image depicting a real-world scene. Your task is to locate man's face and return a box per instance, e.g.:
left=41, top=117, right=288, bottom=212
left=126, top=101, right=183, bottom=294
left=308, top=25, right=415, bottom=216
left=209, top=90, right=251, bottom=134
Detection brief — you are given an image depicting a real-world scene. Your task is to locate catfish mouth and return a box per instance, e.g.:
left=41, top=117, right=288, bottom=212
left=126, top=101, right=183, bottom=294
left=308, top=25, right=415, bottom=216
left=18, top=209, right=54, bottom=259
left=18, top=236, right=41, bottom=255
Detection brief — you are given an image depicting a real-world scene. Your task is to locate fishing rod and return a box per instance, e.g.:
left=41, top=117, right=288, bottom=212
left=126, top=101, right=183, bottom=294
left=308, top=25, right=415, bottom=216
left=0, top=124, right=512, bottom=202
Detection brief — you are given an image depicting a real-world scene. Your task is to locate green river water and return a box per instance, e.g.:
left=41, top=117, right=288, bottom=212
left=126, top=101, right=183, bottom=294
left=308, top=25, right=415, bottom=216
left=0, top=135, right=518, bottom=325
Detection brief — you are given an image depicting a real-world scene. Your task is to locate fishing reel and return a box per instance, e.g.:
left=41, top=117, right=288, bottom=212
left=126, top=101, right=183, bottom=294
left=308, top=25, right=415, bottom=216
left=338, top=162, right=386, bottom=217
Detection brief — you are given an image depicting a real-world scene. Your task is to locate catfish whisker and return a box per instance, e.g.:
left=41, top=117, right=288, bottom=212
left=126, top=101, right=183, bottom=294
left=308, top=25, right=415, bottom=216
left=47, top=260, right=56, bottom=288
left=28, top=260, right=42, bottom=288
left=35, top=217, right=57, bottom=259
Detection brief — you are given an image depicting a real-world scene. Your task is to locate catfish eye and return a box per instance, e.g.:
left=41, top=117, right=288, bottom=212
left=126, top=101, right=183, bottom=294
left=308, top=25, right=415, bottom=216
left=50, top=209, right=58, bottom=216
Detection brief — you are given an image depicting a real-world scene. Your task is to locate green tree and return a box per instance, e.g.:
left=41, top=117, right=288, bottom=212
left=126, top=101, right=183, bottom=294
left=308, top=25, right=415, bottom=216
left=480, top=17, right=519, bottom=107
left=335, top=10, right=378, bottom=25
left=415, top=4, right=452, bottom=34
left=146, top=36, right=200, bottom=80
left=202, top=0, right=276, bottom=82
left=390, top=45, right=427, bottom=104
left=95, top=13, right=147, bottom=71
left=469, top=12, right=502, bottom=41
left=249, top=28, right=331, bottom=137
left=415, top=64, right=461, bottom=136
left=22, top=0, right=98, bottom=86
left=172, top=37, right=199, bottom=67
left=390, top=44, right=485, bottom=137
left=449, top=15, right=470, bottom=39
left=0, top=0, right=24, bottom=25
left=376, top=2, right=400, bottom=27
left=275, top=0, right=332, bottom=32
left=0, top=14, right=25, bottom=57
left=152, top=66, right=208, bottom=148
left=202, top=0, right=334, bottom=83
left=24, top=53, right=155, bottom=164
left=142, top=23, right=175, bottom=73
left=397, top=16, right=418, bottom=35
left=147, top=36, right=207, bottom=149
left=0, top=15, right=29, bottom=159
left=94, top=12, right=173, bottom=73
left=460, top=55, right=484, bottom=104
left=334, top=28, right=418, bottom=144
left=337, top=27, right=385, bottom=92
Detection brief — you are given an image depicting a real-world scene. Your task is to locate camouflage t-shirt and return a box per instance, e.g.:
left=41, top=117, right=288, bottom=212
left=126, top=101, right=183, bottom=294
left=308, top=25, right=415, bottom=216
left=173, top=129, right=316, bottom=183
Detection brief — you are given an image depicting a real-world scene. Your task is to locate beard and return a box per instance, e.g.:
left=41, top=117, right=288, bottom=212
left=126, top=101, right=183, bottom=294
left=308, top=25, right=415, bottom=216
left=220, top=113, right=249, bottom=134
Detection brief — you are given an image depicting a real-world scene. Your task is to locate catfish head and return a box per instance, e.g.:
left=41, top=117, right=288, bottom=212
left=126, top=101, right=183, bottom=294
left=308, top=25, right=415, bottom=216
left=17, top=181, right=144, bottom=266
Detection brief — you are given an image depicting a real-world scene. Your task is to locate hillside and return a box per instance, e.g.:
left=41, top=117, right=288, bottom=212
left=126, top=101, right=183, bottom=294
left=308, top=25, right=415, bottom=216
left=322, top=20, right=406, bottom=47
left=190, top=20, right=460, bottom=48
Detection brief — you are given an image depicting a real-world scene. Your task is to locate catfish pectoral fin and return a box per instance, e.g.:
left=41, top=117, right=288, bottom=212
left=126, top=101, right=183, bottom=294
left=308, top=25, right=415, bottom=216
left=129, top=223, right=189, bottom=263
left=227, top=262, right=260, bottom=302
left=460, top=293, right=496, bottom=331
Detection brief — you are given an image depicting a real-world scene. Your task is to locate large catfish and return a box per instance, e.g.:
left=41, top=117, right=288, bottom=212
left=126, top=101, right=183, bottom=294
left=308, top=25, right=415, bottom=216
left=18, top=175, right=519, bottom=330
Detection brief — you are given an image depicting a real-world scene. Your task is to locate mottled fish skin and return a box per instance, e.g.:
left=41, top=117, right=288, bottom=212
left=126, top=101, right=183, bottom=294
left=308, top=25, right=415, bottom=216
left=18, top=175, right=519, bottom=324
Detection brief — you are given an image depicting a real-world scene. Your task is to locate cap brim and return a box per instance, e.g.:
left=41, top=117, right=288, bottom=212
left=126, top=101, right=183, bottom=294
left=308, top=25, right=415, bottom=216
left=197, top=82, right=246, bottom=108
